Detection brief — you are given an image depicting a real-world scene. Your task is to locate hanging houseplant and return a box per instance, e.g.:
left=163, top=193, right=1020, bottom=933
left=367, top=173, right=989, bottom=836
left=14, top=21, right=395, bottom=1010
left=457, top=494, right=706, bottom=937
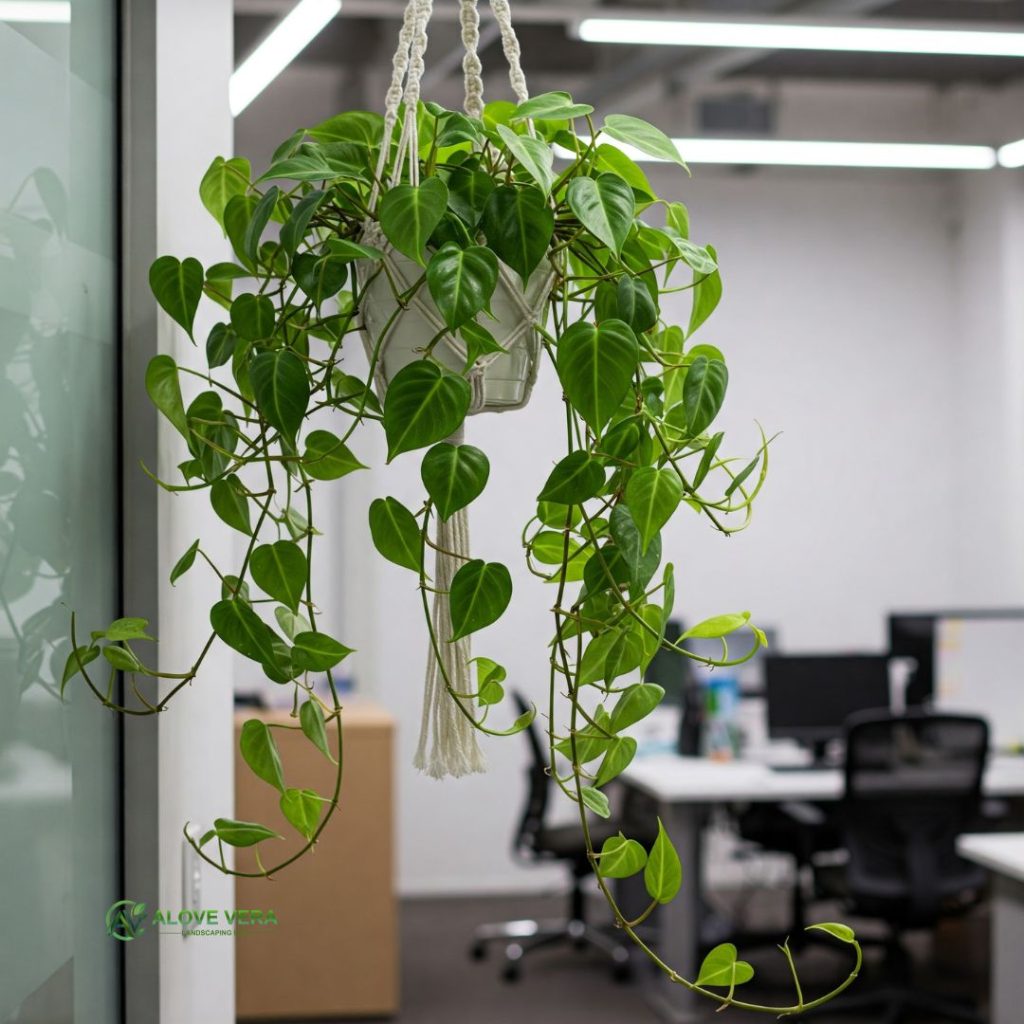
left=65, top=0, right=861, bottom=1013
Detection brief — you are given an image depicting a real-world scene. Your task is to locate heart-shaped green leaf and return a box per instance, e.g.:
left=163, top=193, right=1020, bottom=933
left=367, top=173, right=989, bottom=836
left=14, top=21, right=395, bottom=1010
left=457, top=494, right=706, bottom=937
left=210, top=474, right=251, bottom=535
left=379, top=177, right=449, bottom=265
left=199, top=156, right=251, bottom=230
left=243, top=186, right=279, bottom=264
left=251, top=540, right=307, bottom=613
left=421, top=443, right=490, bottom=520
left=368, top=496, right=423, bottom=573
left=300, top=698, right=336, bottom=763
left=567, top=174, right=635, bottom=255
left=807, top=922, right=857, bottom=944
left=683, top=356, right=728, bottom=437
left=696, top=944, right=755, bottom=988
left=693, top=431, right=724, bottom=489
left=149, top=256, right=203, bottom=340
left=625, top=467, right=682, bottom=554
left=211, top=817, right=282, bottom=848
left=682, top=611, right=751, bottom=640
left=481, top=184, right=554, bottom=286
left=449, top=559, right=513, bottom=641
left=602, top=113, right=686, bottom=168
left=689, top=247, right=722, bottom=336
left=302, top=430, right=365, bottom=481
left=250, top=350, right=310, bottom=444
left=556, top=319, right=639, bottom=434
left=595, top=736, right=638, bottom=787
left=170, top=539, right=200, bottom=586
left=292, top=631, right=353, bottom=672
left=513, top=90, right=594, bottom=122
left=240, top=719, right=285, bottom=792
left=230, top=293, right=276, bottom=342
left=446, top=167, right=495, bottom=227
left=538, top=451, right=605, bottom=505
left=426, top=242, right=499, bottom=330
left=599, top=833, right=648, bottom=878
left=293, top=251, right=348, bottom=308
left=496, top=124, right=556, bottom=196
left=279, top=189, right=327, bottom=258
left=210, top=599, right=282, bottom=668
left=616, top=275, right=658, bottom=333
left=382, top=361, right=471, bottom=461
left=611, top=682, right=665, bottom=732
left=145, top=355, right=189, bottom=440
left=581, top=786, right=611, bottom=818
left=280, top=788, right=324, bottom=840
left=645, top=818, right=682, bottom=904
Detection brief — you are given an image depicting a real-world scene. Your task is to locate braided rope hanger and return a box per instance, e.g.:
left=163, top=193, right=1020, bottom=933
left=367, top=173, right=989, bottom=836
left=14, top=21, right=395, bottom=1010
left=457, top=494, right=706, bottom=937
left=362, top=0, right=535, bottom=779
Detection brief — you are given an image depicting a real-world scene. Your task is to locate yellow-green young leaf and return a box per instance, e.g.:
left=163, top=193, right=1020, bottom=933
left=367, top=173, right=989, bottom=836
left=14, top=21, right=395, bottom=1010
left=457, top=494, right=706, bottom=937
left=611, top=682, right=665, bottom=732
left=368, top=496, right=423, bottom=573
left=103, top=644, right=141, bottom=672
left=213, top=817, right=282, bottom=848
left=149, top=256, right=203, bottom=340
left=421, top=443, right=490, bottom=520
left=240, top=719, right=285, bottom=792
left=537, top=501, right=582, bottom=529
left=449, top=560, right=513, bottom=641
left=513, top=90, right=594, bottom=122
left=199, top=155, right=251, bottom=230
left=170, top=539, right=201, bottom=586
left=555, top=319, right=639, bottom=434
left=302, top=430, right=366, bottom=481
left=567, top=174, right=635, bottom=255
left=299, top=698, right=336, bottom=763
left=645, top=818, right=682, bottom=903
left=696, top=943, right=755, bottom=988
left=692, top=432, right=724, bottom=490
left=378, top=177, right=449, bottom=265
left=472, top=656, right=507, bottom=707
left=382, top=361, right=471, bottom=462
left=537, top=450, right=605, bottom=505
left=250, top=350, right=310, bottom=445
left=496, top=124, right=556, bottom=196
left=291, top=631, right=353, bottom=673
left=807, top=922, right=857, bottom=944
left=145, top=355, right=189, bottom=440
left=725, top=454, right=761, bottom=499
left=595, top=736, right=637, bottom=787
left=682, top=611, right=750, bottom=641
left=210, top=474, right=251, bottom=535
left=580, top=786, right=611, bottom=818
left=105, top=617, right=154, bottom=641
left=480, top=184, right=554, bottom=286
left=279, top=788, right=324, bottom=840
left=275, top=606, right=311, bottom=642
left=594, top=143, right=656, bottom=202
left=602, top=113, right=686, bottom=169
left=599, top=834, right=648, bottom=879
left=624, top=467, right=682, bottom=555
left=251, top=540, right=308, bottom=614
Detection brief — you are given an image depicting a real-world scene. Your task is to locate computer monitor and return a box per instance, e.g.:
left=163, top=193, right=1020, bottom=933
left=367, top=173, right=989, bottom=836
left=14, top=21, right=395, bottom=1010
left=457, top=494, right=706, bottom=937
left=765, top=654, right=891, bottom=758
left=889, top=609, right=1024, bottom=707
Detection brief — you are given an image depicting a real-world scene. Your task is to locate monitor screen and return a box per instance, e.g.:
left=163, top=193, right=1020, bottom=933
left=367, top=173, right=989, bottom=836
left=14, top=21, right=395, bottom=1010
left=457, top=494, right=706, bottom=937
left=765, top=654, right=891, bottom=747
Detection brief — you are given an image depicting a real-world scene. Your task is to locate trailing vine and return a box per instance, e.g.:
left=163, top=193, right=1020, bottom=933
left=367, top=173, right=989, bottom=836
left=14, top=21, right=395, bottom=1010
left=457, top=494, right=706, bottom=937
left=66, top=90, right=859, bottom=1012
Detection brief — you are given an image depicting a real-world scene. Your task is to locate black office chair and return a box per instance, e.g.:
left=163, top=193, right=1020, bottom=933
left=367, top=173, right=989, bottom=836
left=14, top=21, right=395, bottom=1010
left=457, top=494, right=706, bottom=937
left=807, top=711, right=988, bottom=1023
left=469, top=692, right=654, bottom=982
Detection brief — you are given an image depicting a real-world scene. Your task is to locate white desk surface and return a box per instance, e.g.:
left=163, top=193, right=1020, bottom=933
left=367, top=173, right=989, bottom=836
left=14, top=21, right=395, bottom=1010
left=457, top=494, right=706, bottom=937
left=958, top=833, right=1024, bottom=885
left=624, top=753, right=1024, bottom=804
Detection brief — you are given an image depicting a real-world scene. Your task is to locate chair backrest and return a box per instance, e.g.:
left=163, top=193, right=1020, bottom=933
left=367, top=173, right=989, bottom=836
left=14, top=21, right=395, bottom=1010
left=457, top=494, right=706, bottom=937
left=841, top=711, right=988, bottom=925
left=511, top=691, right=550, bottom=855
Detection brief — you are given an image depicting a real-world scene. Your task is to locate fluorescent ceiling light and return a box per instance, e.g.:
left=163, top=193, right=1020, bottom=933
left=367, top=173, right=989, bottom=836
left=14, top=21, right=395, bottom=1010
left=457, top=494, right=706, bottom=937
left=0, top=1, right=71, bottom=21
left=575, top=138, right=997, bottom=170
left=577, top=17, right=1024, bottom=59
left=997, top=138, right=1024, bottom=168
left=230, top=0, right=341, bottom=117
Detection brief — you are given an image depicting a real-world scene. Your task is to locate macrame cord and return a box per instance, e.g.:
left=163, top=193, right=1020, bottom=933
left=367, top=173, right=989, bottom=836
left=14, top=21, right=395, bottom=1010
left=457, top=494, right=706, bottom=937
left=362, top=0, right=533, bottom=778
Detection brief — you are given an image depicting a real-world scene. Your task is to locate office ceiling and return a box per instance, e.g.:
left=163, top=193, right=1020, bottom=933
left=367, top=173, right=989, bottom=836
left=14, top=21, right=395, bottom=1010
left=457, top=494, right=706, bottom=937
left=234, top=0, right=1024, bottom=95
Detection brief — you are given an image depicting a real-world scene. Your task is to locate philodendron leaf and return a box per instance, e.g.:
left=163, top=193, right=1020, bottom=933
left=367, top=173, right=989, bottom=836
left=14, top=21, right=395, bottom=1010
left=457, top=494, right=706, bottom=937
left=581, top=786, right=611, bottom=818
left=275, top=606, right=312, bottom=642
left=473, top=656, right=507, bottom=706
left=243, top=186, right=279, bottom=264
left=210, top=599, right=281, bottom=667
left=610, top=682, right=665, bottom=731
left=446, top=167, right=495, bottom=227
left=145, top=355, right=189, bottom=440
left=595, top=736, right=638, bottom=787
left=210, top=474, right=251, bottom=535
left=239, top=719, right=285, bottom=792
left=300, top=698, right=336, bottom=763
left=807, top=922, right=857, bottom=944
left=602, top=113, right=686, bottom=169
left=421, top=443, right=490, bottom=520
left=555, top=319, right=639, bottom=434
left=625, top=467, right=683, bottom=554
left=608, top=504, right=659, bottom=590
left=513, top=90, right=594, bottom=122
left=378, top=177, right=449, bottom=265
left=682, top=611, right=751, bottom=640
left=368, top=496, right=423, bottom=573
left=280, top=788, right=324, bottom=840
left=199, top=156, right=251, bottom=230
left=683, top=356, right=728, bottom=437
left=279, top=189, right=327, bottom=258
left=616, top=275, right=658, bottom=333
left=481, top=184, right=554, bottom=286
left=693, top=431, right=724, bottom=489
left=599, top=833, right=648, bottom=879
left=250, top=350, right=310, bottom=444
left=538, top=451, right=605, bottom=505
left=104, top=618, right=152, bottom=642
left=251, top=540, right=308, bottom=613
left=496, top=124, right=556, bottom=196
left=149, top=256, right=203, bottom=340
left=696, top=944, right=755, bottom=988
left=292, top=631, right=353, bottom=672
left=61, top=645, right=99, bottom=695
left=302, top=430, right=365, bottom=481
left=645, top=818, right=682, bottom=904
left=382, top=361, right=471, bottom=461
left=212, top=817, right=282, bottom=848
left=449, top=559, right=513, bottom=641
left=567, top=174, right=635, bottom=255
left=426, top=242, right=499, bottom=330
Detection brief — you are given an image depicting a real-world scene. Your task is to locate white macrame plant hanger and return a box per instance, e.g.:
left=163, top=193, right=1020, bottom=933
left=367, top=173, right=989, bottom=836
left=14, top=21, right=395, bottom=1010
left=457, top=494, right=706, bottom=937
left=358, top=0, right=549, bottom=779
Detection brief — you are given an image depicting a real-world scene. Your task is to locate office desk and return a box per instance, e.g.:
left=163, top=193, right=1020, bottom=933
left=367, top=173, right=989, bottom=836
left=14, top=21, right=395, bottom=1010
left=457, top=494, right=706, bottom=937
left=622, top=754, right=1024, bottom=1023
left=957, top=832, right=1024, bottom=1024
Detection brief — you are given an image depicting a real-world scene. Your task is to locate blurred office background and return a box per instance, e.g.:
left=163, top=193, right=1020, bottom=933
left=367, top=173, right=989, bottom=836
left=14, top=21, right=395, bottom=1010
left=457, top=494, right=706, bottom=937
left=5, top=1, right=1024, bottom=1023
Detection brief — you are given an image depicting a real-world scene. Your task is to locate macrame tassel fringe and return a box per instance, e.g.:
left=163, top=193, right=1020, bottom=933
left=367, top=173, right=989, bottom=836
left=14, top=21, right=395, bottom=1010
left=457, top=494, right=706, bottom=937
left=414, top=503, right=487, bottom=778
